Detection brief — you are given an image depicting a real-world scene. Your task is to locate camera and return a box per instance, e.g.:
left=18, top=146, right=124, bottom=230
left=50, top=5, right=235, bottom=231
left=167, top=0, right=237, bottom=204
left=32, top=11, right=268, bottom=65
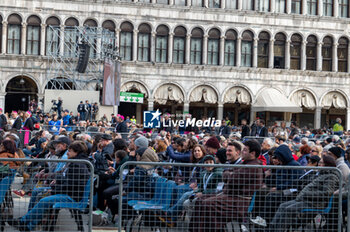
left=51, top=99, right=57, bottom=104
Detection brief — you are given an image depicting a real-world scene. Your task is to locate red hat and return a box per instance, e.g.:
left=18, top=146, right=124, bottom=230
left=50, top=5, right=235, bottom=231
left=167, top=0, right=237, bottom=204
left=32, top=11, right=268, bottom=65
left=205, top=136, right=221, bottom=149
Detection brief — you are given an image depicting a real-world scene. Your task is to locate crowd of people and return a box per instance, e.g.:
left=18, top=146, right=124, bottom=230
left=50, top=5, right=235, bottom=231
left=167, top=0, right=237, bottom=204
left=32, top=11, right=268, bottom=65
left=0, top=112, right=349, bottom=231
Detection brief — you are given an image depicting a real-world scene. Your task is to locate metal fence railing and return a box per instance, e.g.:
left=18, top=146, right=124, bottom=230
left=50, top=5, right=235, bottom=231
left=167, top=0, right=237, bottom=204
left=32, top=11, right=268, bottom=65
left=116, top=162, right=344, bottom=232
left=0, top=158, right=94, bottom=232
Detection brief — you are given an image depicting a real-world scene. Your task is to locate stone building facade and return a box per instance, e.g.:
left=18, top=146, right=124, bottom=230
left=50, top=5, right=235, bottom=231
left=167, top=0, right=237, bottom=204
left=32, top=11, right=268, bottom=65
left=1, top=0, right=350, bottom=129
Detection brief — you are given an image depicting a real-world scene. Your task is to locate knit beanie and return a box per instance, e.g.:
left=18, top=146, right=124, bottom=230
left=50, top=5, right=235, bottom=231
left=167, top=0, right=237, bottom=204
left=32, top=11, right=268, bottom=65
left=134, top=136, right=149, bottom=149
left=205, top=136, right=220, bottom=149
left=328, top=146, right=342, bottom=158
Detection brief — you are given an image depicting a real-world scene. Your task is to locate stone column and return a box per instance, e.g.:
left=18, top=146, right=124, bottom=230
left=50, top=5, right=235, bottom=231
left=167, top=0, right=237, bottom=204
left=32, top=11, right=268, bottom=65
left=115, top=28, right=120, bottom=49
left=347, top=107, right=350, bottom=130
left=317, top=41, right=323, bottom=71
left=314, top=106, right=322, bottom=129
left=186, top=0, right=191, bottom=7
left=134, top=0, right=138, bottom=3
left=332, top=42, right=338, bottom=72
left=202, top=34, right=208, bottom=65
left=318, top=0, right=323, bottom=16
left=21, top=22, right=27, bottom=55
left=236, top=36, right=242, bottom=67
left=133, top=29, right=138, bottom=61
left=254, top=0, right=258, bottom=11
left=183, top=101, right=190, bottom=119
left=219, top=35, right=225, bottom=65
left=285, top=39, right=291, bottom=69
left=148, top=99, right=154, bottom=111
left=269, top=38, right=274, bottom=68
left=1, top=21, right=7, bottom=54
left=40, top=24, right=46, bottom=56
left=250, top=110, right=256, bottom=124
left=253, top=37, right=258, bottom=68
left=186, top=33, right=191, bottom=64
left=286, top=0, right=291, bottom=14
left=302, top=0, right=307, bottom=15
left=0, top=93, right=5, bottom=112
left=151, top=0, right=156, bottom=4
left=204, top=0, right=209, bottom=7
left=301, top=40, right=307, bottom=70
left=37, top=93, right=45, bottom=111
left=334, top=0, right=339, bottom=17
left=217, top=102, right=224, bottom=120
left=151, top=31, right=156, bottom=62
left=169, top=0, right=174, bottom=5
left=347, top=44, right=350, bottom=72
left=237, top=0, right=242, bottom=10
left=220, top=0, right=225, bottom=9
left=59, top=25, right=64, bottom=57
left=168, top=32, right=174, bottom=64
left=270, top=0, right=275, bottom=12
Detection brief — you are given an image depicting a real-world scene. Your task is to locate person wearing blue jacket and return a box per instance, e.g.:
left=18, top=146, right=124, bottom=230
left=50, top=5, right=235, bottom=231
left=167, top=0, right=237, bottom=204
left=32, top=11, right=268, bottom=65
left=258, top=144, right=304, bottom=226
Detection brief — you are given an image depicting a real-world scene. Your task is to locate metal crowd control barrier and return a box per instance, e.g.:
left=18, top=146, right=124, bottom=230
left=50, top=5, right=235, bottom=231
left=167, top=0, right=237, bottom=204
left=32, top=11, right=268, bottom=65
left=0, top=158, right=94, bottom=232
left=117, top=162, right=343, bottom=232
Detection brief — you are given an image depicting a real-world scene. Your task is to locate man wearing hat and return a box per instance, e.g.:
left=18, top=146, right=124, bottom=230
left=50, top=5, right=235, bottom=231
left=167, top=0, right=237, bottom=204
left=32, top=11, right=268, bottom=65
left=328, top=146, right=350, bottom=182
left=116, top=114, right=128, bottom=137
left=53, top=136, right=71, bottom=172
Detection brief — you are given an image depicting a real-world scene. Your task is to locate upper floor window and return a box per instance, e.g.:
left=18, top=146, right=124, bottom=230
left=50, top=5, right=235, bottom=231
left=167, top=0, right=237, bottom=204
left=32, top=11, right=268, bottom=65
left=224, top=30, right=236, bottom=66
left=242, top=0, right=254, bottom=10
left=155, top=25, right=169, bottom=63
left=120, top=22, right=133, bottom=61
left=207, top=29, right=220, bottom=65
left=339, top=0, right=349, bottom=18
left=307, top=0, right=317, bottom=15
left=192, top=0, right=203, bottom=7
left=190, top=28, right=203, bottom=65
left=157, top=0, right=168, bottom=4
left=209, top=0, right=220, bottom=8
left=322, top=36, right=333, bottom=71
left=26, top=15, right=41, bottom=55
left=306, top=35, right=317, bottom=71
left=258, top=31, right=269, bottom=68
left=274, top=33, right=286, bottom=69
left=138, top=23, right=151, bottom=62
left=257, top=0, right=269, bottom=12
left=226, top=0, right=237, bottom=9
left=291, top=0, right=302, bottom=14
left=173, top=26, right=186, bottom=64
left=275, top=0, right=286, bottom=13
left=102, top=20, right=116, bottom=46
left=323, top=0, right=333, bottom=16
left=241, top=30, right=253, bottom=67
left=7, top=14, right=22, bottom=54
left=84, top=19, right=98, bottom=59
left=174, top=0, right=186, bottom=6
left=290, top=34, right=302, bottom=70
left=46, top=16, right=60, bottom=56
left=338, top=37, right=348, bottom=72
left=64, top=17, right=79, bottom=58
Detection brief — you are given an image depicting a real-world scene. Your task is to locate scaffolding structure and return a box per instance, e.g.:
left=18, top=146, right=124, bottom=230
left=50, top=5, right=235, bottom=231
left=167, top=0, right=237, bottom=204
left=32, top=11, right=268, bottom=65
left=46, top=26, right=117, bottom=90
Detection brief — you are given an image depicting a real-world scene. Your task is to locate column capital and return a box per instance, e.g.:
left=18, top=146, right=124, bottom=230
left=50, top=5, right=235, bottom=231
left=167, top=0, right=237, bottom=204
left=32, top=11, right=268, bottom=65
left=115, top=28, right=121, bottom=33
left=217, top=102, right=224, bottom=106
left=169, top=32, right=174, bottom=37
left=220, top=35, right=226, bottom=40
left=203, top=34, right=209, bottom=38
left=40, top=23, right=46, bottom=28
left=151, top=31, right=157, bottom=37
left=318, top=41, right=324, bottom=46
left=333, top=42, right=339, bottom=47
left=237, top=36, right=242, bottom=40
left=2, top=21, right=8, bottom=26
left=270, top=38, right=275, bottom=43
left=60, top=24, right=65, bottom=29
left=302, top=40, right=307, bottom=45
left=21, top=22, right=27, bottom=27
left=133, top=29, right=139, bottom=33
left=254, top=37, right=259, bottom=42
left=186, top=33, right=191, bottom=38
left=286, top=39, right=291, bottom=44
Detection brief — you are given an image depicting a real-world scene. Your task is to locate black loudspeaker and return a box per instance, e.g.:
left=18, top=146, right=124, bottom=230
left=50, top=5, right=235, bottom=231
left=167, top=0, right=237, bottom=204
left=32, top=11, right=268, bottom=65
left=76, top=43, right=91, bottom=73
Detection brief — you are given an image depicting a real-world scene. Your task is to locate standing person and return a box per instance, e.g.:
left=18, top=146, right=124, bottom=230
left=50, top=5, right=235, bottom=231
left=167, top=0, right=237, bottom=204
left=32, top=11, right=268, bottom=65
left=250, top=120, right=258, bottom=136
left=62, top=110, right=72, bottom=131
left=218, top=120, right=231, bottom=138
left=77, top=101, right=86, bottom=121
left=85, top=100, right=91, bottom=121
left=258, top=120, right=269, bottom=137
left=241, top=119, right=250, bottom=139
left=116, top=114, right=128, bottom=138
left=11, top=111, right=22, bottom=130
left=92, top=102, right=99, bottom=121
left=333, top=118, right=344, bottom=136
left=289, top=121, right=299, bottom=137
left=22, top=111, right=34, bottom=145
left=55, top=97, right=63, bottom=119
left=0, top=108, right=7, bottom=130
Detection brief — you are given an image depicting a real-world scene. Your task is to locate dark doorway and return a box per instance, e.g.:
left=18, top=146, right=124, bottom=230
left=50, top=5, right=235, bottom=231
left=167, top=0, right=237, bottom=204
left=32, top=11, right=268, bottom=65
left=5, top=76, right=38, bottom=113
